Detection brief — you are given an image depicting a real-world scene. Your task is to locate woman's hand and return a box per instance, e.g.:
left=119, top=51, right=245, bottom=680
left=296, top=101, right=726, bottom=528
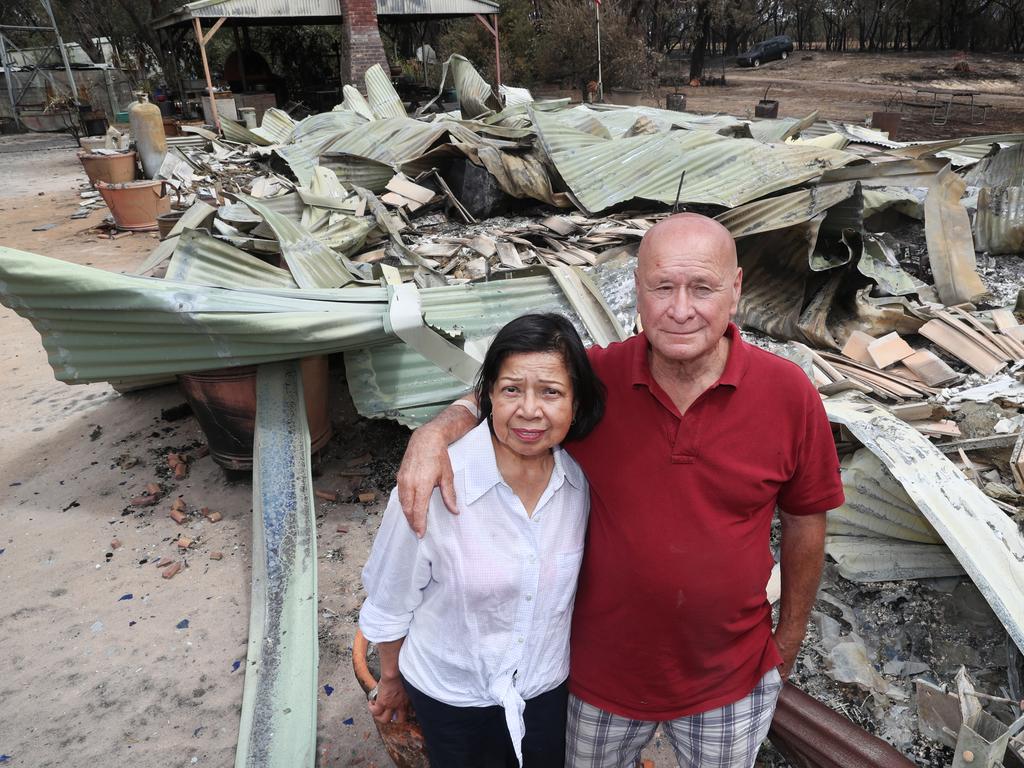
left=368, top=675, right=411, bottom=724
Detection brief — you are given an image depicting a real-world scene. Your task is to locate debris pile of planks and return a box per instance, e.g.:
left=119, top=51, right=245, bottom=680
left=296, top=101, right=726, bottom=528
left=4, top=52, right=1024, bottom=768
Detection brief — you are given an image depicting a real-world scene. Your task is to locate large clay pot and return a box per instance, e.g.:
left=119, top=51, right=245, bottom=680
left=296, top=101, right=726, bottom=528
left=79, top=151, right=137, bottom=186
left=178, top=356, right=332, bottom=471
left=95, top=179, right=171, bottom=231
left=352, top=628, right=429, bottom=768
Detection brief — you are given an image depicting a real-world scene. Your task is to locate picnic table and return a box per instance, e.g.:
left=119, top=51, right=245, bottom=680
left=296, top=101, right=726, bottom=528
left=900, top=87, right=991, bottom=126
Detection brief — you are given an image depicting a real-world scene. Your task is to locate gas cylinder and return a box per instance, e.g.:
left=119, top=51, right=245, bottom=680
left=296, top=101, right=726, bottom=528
left=129, top=92, right=167, bottom=179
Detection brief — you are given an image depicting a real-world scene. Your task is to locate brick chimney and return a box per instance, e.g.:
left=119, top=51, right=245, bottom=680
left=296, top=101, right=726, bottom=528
left=340, top=0, right=389, bottom=89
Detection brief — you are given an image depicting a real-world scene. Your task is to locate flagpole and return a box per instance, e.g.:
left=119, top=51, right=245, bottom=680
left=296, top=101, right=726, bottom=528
left=595, top=0, right=603, bottom=102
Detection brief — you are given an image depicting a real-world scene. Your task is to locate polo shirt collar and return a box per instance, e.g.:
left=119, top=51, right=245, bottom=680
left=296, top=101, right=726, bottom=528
left=462, top=420, right=583, bottom=506
left=631, top=323, right=749, bottom=390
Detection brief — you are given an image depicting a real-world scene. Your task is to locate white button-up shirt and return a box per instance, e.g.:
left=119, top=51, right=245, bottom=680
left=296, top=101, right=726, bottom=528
left=359, top=421, right=589, bottom=765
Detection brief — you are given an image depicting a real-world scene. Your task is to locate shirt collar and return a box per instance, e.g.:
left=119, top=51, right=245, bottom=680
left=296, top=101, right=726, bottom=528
left=461, top=420, right=584, bottom=506
left=631, top=323, right=749, bottom=390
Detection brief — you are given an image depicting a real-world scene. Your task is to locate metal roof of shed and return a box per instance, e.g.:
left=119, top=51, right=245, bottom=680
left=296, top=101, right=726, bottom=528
left=154, top=0, right=498, bottom=28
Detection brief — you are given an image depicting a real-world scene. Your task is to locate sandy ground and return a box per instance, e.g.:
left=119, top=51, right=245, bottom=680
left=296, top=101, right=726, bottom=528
left=0, top=137, right=394, bottom=767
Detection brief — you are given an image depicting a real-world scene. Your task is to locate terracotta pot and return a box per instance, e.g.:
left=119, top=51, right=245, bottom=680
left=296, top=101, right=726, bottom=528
left=95, top=179, right=170, bottom=231
left=79, top=151, right=137, bottom=186
left=157, top=211, right=184, bottom=239
left=352, top=629, right=429, bottom=768
left=178, top=356, right=332, bottom=471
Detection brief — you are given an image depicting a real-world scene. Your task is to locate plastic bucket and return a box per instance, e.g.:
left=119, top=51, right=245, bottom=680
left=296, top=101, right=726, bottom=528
left=79, top=151, right=137, bottom=186
left=95, top=179, right=171, bottom=231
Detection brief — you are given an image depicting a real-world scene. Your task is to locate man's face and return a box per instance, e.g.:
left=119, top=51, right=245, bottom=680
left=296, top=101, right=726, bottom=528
left=635, top=226, right=742, bottom=365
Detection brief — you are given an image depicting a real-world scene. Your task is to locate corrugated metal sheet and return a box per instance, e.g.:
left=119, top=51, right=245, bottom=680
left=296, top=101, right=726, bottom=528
left=321, top=117, right=448, bottom=167
left=895, top=133, right=1024, bottom=160
left=532, top=108, right=857, bottom=215
left=746, top=112, right=818, bottom=144
left=235, top=360, right=318, bottom=768
left=165, top=230, right=298, bottom=288
left=253, top=107, right=297, bottom=144
left=974, top=185, right=1024, bottom=255
left=377, top=0, right=498, bottom=14
left=826, top=396, right=1024, bottom=656
left=275, top=111, right=367, bottom=186
left=365, top=64, right=407, bottom=120
left=221, top=118, right=272, bottom=146
left=318, top=153, right=394, bottom=193
left=715, top=182, right=858, bottom=238
left=0, top=245, right=392, bottom=382
left=825, top=537, right=964, bottom=582
left=181, top=0, right=341, bottom=19
left=963, top=142, right=1024, bottom=187
left=553, top=104, right=745, bottom=137
left=238, top=195, right=366, bottom=286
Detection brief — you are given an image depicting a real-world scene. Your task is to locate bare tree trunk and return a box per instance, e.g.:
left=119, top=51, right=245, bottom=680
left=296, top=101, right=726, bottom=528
left=688, top=0, right=710, bottom=82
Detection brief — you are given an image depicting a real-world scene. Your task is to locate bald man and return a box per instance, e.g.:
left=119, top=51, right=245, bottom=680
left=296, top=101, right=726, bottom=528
left=395, top=213, right=844, bottom=767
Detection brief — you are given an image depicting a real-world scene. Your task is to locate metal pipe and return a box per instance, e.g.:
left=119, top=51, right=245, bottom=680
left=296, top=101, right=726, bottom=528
left=768, top=683, right=917, bottom=768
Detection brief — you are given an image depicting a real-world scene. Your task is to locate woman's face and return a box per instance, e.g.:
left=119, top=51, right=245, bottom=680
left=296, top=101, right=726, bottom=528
left=489, top=351, right=575, bottom=459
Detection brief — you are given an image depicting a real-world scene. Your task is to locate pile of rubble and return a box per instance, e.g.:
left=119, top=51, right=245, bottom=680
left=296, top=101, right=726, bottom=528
left=4, top=54, right=1024, bottom=767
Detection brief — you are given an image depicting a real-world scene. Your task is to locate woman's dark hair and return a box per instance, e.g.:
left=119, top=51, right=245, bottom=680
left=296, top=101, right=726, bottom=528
left=475, top=313, right=605, bottom=442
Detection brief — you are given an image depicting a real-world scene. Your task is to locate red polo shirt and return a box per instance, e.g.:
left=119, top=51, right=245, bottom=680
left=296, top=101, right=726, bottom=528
left=566, top=325, right=844, bottom=720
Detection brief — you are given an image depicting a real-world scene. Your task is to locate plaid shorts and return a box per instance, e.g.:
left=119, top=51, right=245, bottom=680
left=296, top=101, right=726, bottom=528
left=566, top=668, right=784, bottom=768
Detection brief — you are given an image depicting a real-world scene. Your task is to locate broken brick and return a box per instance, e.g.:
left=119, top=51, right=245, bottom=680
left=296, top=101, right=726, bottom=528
left=196, top=444, right=210, bottom=459
left=161, top=562, right=182, bottom=579
left=110, top=538, right=122, bottom=549
left=167, top=452, right=183, bottom=468
left=130, top=493, right=160, bottom=507
left=173, top=462, right=188, bottom=480
left=169, top=508, right=187, bottom=525
left=177, top=537, right=193, bottom=549
left=145, top=482, right=161, bottom=496
left=336, top=526, right=348, bottom=534
left=206, top=511, right=222, bottom=523
left=315, top=489, right=338, bottom=502
left=171, top=497, right=186, bottom=512
left=357, top=491, right=377, bottom=504
left=209, top=552, right=223, bottom=561
left=155, top=557, right=173, bottom=568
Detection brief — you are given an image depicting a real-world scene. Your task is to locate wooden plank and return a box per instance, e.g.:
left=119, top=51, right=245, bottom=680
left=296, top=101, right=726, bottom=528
left=468, top=234, right=497, bottom=258
left=495, top=241, right=524, bottom=269
left=1011, top=430, right=1024, bottom=493
left=541, top=216, right=578, bottom=236
left=938, top=312, right=1012, bottom=362
left=386, top=174, right=435, bottom=204
left=867, top=331, right=916, bottom=369
left=902, top=349, right=960, bottom=387
left=990, top=308, right=1019, bottom=332
left=841, top=330, right=876, bottom=366
left=934, top=432, right=1020, bottom=455
left=918, top=319, right=1006, bottom=376
left=949, top=307, right=1024, bottom=360
left=911, top=420, right=962, bottom=438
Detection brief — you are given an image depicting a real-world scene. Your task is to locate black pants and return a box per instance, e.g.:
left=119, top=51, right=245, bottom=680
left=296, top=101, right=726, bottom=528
left=402, top=676, right=568, bottom=768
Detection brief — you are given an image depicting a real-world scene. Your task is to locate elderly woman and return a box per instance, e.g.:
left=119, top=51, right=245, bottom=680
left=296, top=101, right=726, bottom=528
left=359, top=313, right=605, bottom=767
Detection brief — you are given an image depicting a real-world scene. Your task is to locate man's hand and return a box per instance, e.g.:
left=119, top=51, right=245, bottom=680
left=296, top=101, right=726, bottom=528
left=396, top=401, right=478, bottom=537
left=772, top=623, right=807, bottom=680
left=775, top=510, right=827, bottom=680
left=397, top=426, right=457, bottom=537
left=368, top=675, right=411, bottom=725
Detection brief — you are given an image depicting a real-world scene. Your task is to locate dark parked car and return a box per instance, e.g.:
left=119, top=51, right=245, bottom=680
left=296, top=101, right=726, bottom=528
left=736, top=35, right=794, bottom=68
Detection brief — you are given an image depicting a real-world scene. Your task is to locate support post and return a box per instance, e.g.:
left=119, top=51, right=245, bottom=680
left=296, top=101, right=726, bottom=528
left=41, top=0, right=78, bottom=102
left=194, top=17, right=219, bottom=130
left=473, top=13, right=501, bottom=88
left=595, top=0, right=603, bottom=102
left=233, top=24, right=249, bottom=92
left=0, top=33, right=20, bottom=127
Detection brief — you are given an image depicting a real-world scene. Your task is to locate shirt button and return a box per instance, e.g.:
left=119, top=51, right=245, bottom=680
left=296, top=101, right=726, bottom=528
left=517, top=637, right=524, bottom=644
left=525, top=595, right=532, bottom=602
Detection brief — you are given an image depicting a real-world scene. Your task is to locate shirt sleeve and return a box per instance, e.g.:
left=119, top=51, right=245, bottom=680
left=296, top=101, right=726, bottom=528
left=776, top=386, right=845, bottom=516
left=359, top=488, right=433, bottom=643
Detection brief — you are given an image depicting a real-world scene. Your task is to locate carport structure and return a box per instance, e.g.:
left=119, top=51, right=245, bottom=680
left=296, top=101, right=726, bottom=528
left=154, top=0, right=501, bottom=129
